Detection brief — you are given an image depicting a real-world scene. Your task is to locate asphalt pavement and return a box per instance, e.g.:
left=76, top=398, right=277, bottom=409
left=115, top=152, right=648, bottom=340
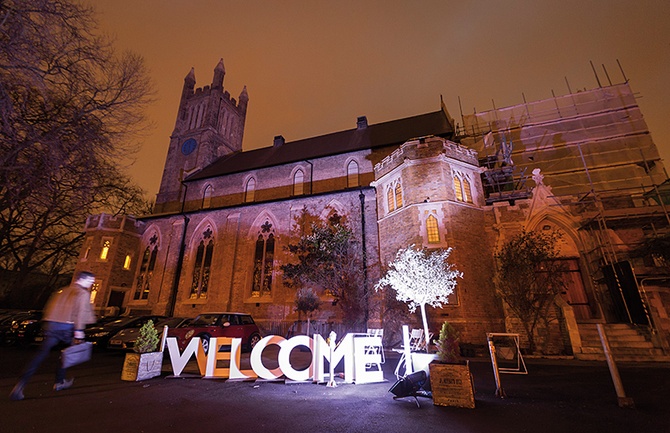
left=1, top=345, right=669, bottom=433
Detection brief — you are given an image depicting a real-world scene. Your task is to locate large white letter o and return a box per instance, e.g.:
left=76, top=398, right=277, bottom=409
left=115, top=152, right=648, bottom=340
left=250, top=335, right=285, bottom=380
left=278, top=335, right=313, bottom=382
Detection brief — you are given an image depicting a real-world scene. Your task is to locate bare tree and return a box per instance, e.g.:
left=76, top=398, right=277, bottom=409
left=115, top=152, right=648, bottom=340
left=0, top=0, right=154, bottom=305
left=494, top=230, right=566, bottom=354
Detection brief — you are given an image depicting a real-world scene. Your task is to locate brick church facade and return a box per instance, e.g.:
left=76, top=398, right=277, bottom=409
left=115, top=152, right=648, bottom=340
left=75, top=60, right=670, bottom=359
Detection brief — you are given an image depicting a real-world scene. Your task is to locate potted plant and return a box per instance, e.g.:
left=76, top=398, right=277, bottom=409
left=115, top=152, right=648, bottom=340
left=121, top=320, right=164, bottom=381
left=428, top=321, right=475, bottom=408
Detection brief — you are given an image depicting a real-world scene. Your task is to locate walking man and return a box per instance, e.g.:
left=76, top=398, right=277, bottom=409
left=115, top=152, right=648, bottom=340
left=9, top=271, right=97, bottom=401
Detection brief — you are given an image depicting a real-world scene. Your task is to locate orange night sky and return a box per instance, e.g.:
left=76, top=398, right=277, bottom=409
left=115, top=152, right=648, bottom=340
left=95, top=0, right=670, bottom=198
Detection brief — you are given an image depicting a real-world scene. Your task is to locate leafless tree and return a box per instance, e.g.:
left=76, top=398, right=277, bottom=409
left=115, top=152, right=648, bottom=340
left=0, top=0, right=154, bottom=305
left=494, top=230, right=566, bottom=354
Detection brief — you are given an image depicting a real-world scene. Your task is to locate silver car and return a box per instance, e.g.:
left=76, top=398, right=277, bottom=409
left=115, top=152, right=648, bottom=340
left=107, top=317, right=191, bottom=351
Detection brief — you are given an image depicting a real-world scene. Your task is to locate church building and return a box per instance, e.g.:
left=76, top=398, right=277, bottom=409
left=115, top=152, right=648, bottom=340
left=75, top=59, right=670, bottom=360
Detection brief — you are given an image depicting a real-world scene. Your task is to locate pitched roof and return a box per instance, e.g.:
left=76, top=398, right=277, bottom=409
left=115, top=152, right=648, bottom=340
left=187, top=109, right=453, bottom=181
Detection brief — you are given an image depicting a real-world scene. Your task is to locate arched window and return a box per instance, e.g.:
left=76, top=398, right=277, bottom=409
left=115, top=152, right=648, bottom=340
left=454, top=176, right=463, bottom=201
left=90, top=281, right=100, bottom=304
left=462, top=178, right=473, bottom=203
left=426, top=215, right=440, bottom=244
left=100, top=239, right=111, bottom=260
left=245, top=178, right=256, bottom=203
left=293, top=170, right=304, bottom=196
left=203, top=185, right=213, bottom=208
left=394, top=183, right=403, bottom=208
left=190, top=227, right=214, bottom=299
left=387, top=187, right=395, bottom=212
left=82, top=237, right=92, bottom=260
left=134, top=234, right=159, bottom=301
left=251, top=221, right=275, bottom=297
left=347, top=161, right=359, bottom=188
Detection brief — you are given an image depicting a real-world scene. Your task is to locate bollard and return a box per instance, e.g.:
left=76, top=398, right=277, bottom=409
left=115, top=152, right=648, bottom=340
left=596, top=324, right=635, bottom=409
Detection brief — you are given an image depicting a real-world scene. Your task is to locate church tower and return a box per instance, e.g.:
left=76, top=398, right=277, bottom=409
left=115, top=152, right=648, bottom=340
left=155, top=59, right=248, bottom=213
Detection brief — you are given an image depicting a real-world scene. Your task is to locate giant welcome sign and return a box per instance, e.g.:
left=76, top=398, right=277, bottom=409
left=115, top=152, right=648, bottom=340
left=165, top=332, right=385, bottom=384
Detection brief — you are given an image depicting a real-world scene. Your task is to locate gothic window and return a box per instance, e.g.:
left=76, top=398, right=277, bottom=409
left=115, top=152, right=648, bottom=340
left=386, top=179, right=404, bottom=214
left=395, top=183, right=403, bottom=208
left=123, top=255, right=132, bottom=270
left=293, top=170, right=304, bottom=196
left=454, top=172, right=473, bottom=203
left=387, top=187, right=395, bottom=212
left=134, top=234, right=159, bottom=301
left=190, top=227, right=214, bottom=299
left=99, top=238, right=112, bottom=260
left=454, top=176, right=463, bottom=201
left=347, top=161, right=359, bottom=187
left=426, top=214, right=440, bottom=244
left=83, top=237, right=92, bottom=260
left=251, top=221, right=275, bottom=297
left=203, top=184, right=213, bottom=208
left=90, top=280, right=100, bottom=304
left=245, top=178, right=256, bottom=203
left=462, top=177, right=473, bottom=203
left=219, top=110, right=228, bottom=134
left=195, top=103, right=205, bottom=128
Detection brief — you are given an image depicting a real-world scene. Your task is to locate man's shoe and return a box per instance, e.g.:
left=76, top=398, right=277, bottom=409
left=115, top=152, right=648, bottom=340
left=53, top=378, right=74, bottom=391
left=9, top=384, right=24, bottom=401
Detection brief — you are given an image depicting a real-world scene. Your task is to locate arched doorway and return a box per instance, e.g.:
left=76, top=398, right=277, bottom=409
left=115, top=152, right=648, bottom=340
left=533, top=221, right=594, bottom=320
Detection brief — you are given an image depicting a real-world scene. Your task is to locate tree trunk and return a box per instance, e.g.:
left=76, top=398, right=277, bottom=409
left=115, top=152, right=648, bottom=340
left=420, top=303, right=431, bottom=351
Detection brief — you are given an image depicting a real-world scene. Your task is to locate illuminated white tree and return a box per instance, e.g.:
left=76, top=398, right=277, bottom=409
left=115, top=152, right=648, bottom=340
left=375, top=245, right=462, bottom=351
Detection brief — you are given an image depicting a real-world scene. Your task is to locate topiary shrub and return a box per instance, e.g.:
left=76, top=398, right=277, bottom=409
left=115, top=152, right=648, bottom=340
left=134, top=320, right=159, bottom=354
left=435, top=321, right=460, bottom=363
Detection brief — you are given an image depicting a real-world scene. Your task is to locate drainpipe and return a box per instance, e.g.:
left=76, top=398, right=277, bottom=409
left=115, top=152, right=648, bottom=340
left=359, top=189, right=369, bottom=324
left=305, top=159, right=314, bottom=194
left=166, top=182, right=190, bottom=317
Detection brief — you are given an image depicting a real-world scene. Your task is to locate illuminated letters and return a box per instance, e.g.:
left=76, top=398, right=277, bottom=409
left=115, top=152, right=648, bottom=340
left=165, top=332, right=385, bottom=385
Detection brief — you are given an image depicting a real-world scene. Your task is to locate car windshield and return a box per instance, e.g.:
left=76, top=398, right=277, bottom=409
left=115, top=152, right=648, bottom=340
left=103, top=317, right=137, bottom=328
left=157, top=317, right=187, bottom=328
left=191, top=314, right=228, bottom=326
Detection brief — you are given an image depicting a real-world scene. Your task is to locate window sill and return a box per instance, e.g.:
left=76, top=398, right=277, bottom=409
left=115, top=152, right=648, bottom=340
left=244, top=295, right=273, bottom=304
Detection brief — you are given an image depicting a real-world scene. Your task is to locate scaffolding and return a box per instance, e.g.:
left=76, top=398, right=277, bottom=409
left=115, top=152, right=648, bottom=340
left=458, top=81, right=670, bottom=330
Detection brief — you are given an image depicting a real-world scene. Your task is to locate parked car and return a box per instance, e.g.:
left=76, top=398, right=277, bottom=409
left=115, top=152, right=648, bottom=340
left=85, top=315, right=166, bottom=348
left=167, top=312, right=261, bottom=353
left=32, top=313, right=124, bottom=345
left=107, top=317, right=192, bottom=351
left=0, top=311, right=37, bottom=346
left=11, top=310, right=43, bottom=346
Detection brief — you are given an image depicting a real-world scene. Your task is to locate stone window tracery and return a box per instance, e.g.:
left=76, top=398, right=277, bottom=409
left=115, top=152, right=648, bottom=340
left=99, top=238, right=111, bottom=260
left=386, top=179, right=403, bottom=214
left=134, top=233, right=158, bottom=301
left=190, top=227, right=214, bottom=299
left=251, top=220, right=275, bottom=298
left=453, top=171, right=473, bottom=203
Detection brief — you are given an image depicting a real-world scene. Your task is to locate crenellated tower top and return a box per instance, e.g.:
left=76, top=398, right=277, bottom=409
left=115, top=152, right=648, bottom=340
left=155, top=59, right=249, bottom=212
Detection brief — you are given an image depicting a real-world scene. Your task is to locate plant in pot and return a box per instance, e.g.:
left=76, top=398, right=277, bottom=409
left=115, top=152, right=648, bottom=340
left=428, top=321, right=475, bottom=408
left=121, top=320, right=164, bottom=381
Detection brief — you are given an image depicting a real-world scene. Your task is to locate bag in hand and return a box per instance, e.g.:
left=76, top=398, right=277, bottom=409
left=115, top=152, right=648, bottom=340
left=61, top=342, right=93, bottom=368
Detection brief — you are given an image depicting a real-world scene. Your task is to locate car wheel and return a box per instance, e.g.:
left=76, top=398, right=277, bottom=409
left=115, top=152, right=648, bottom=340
left=198, top=334, right=211, bottom=354
left=248, top=333, right=261, bottom=351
